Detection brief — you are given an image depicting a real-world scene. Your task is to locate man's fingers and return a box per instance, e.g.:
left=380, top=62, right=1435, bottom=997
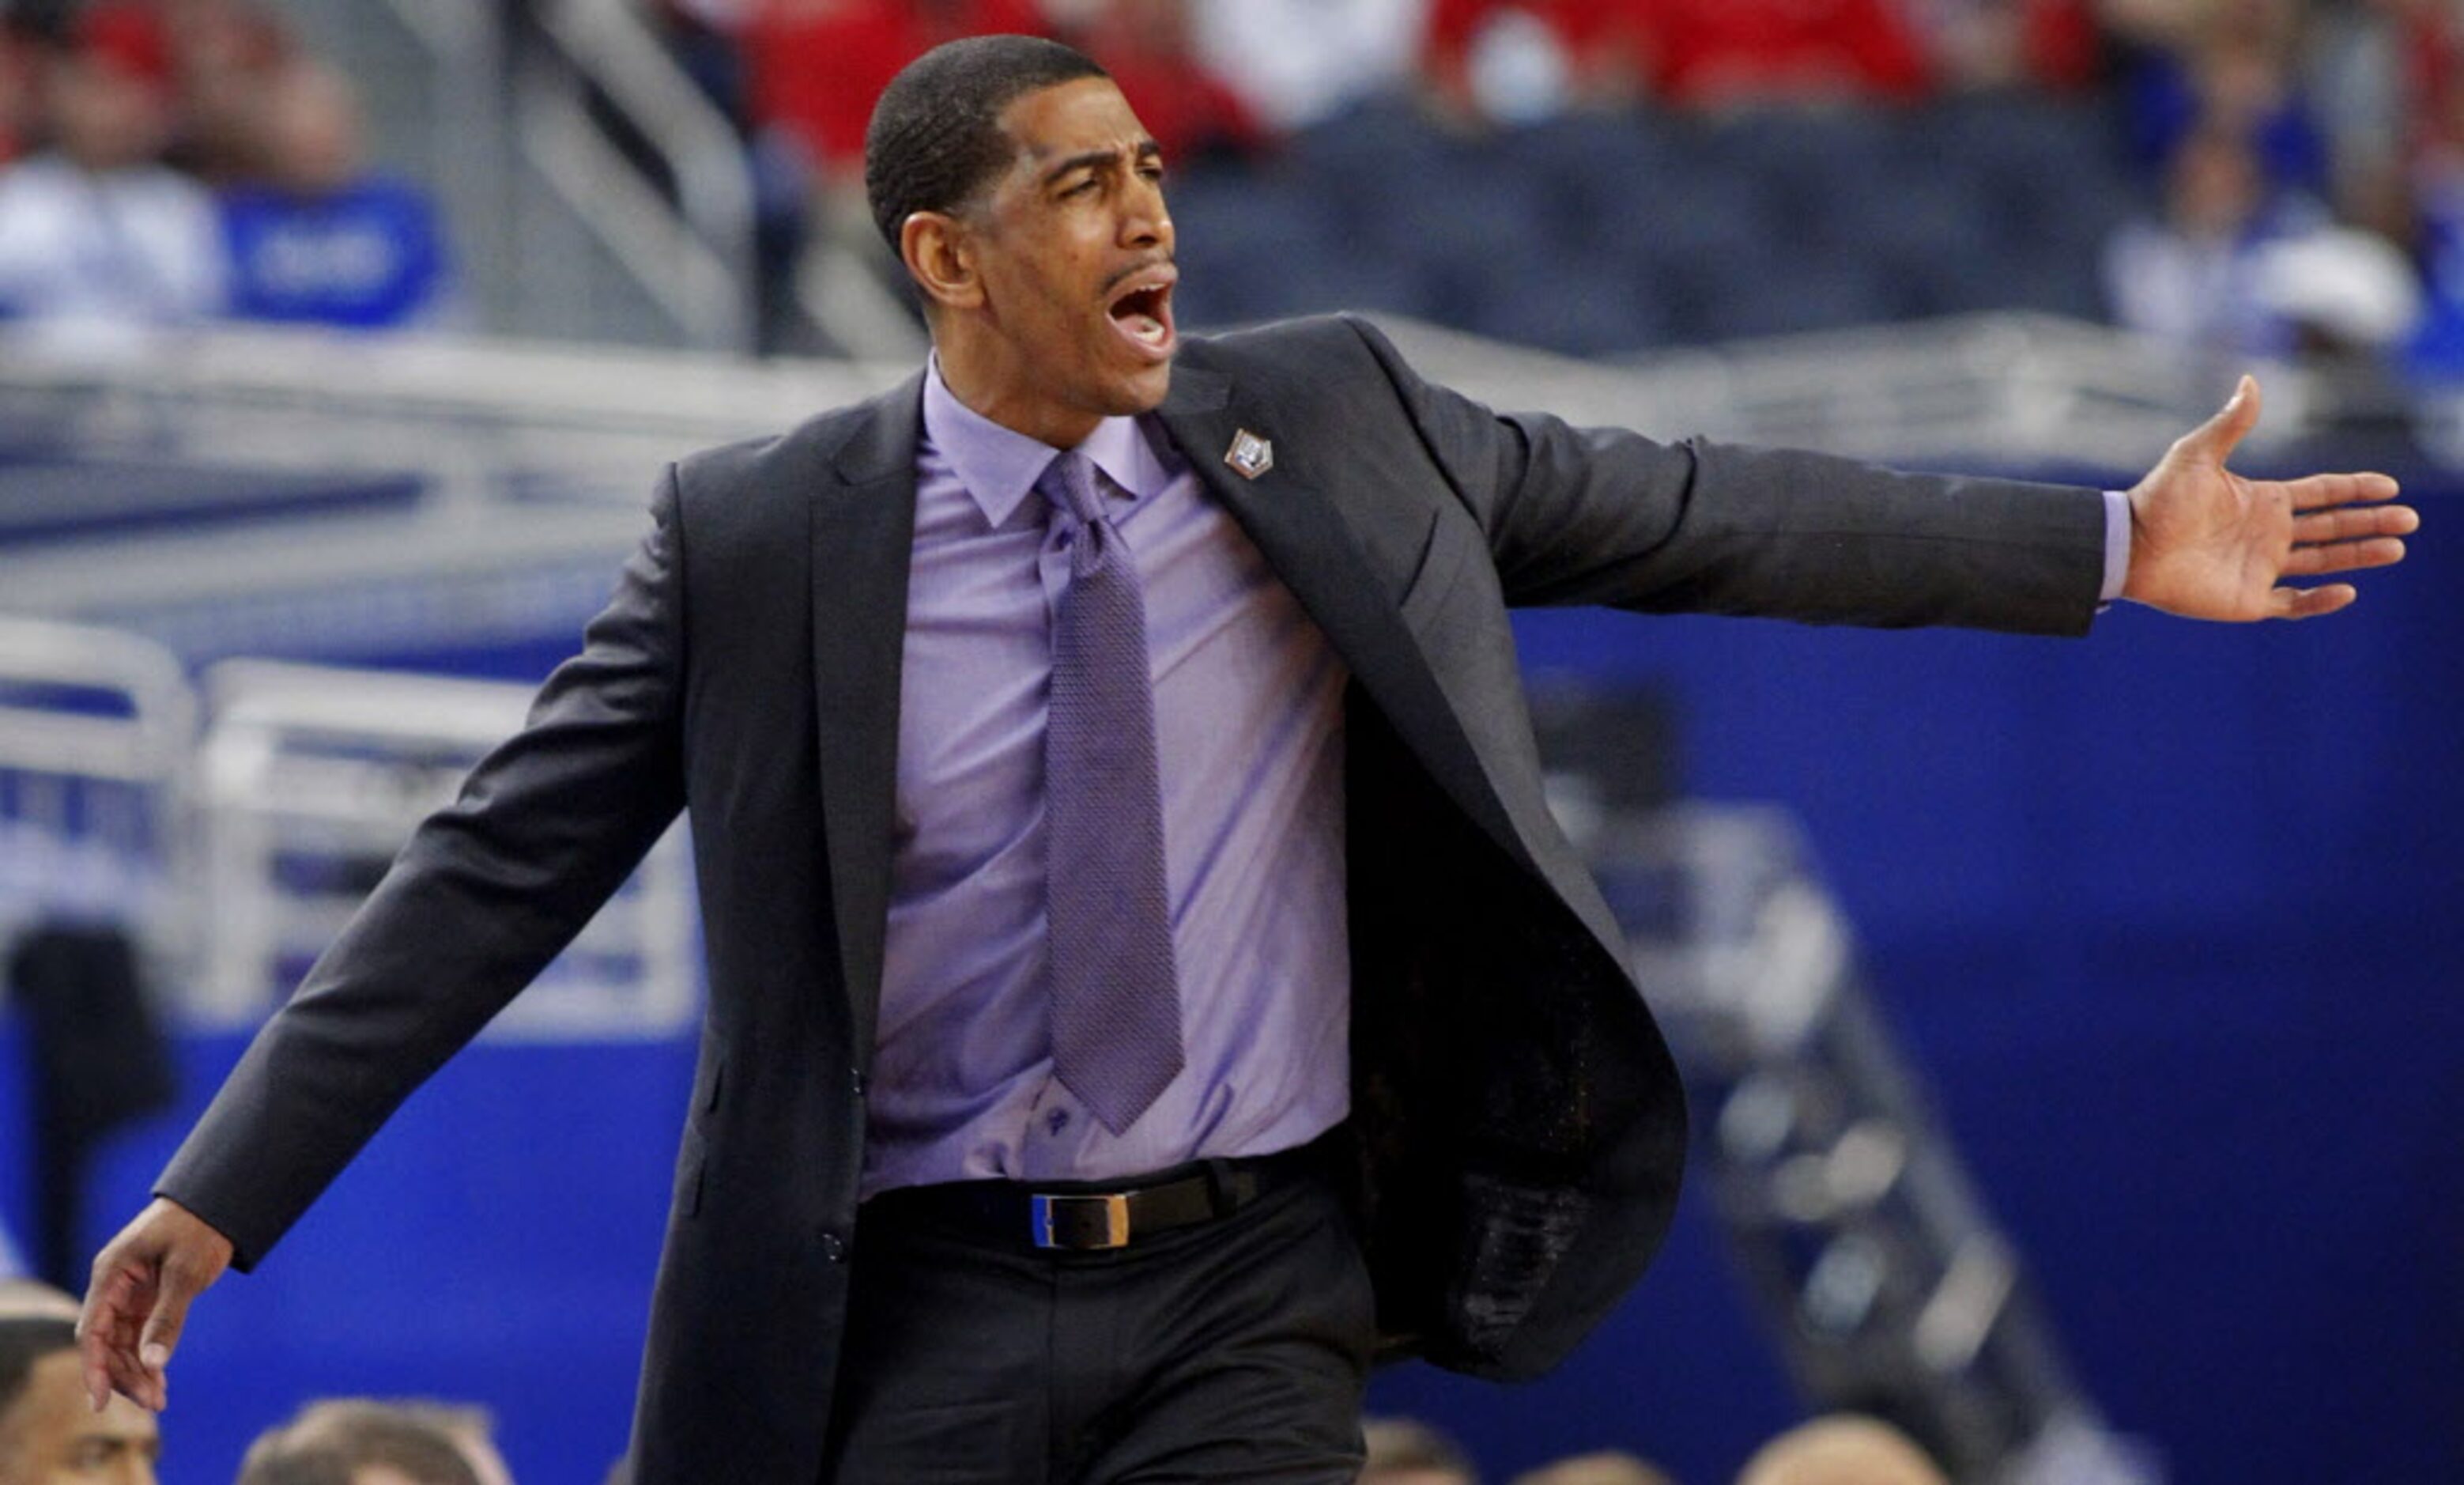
left=2282, top=470, right=2406, bottom=511
left=100, top=1346, right=157, bottom=1413
left=133, top=1256, right=209, bottom=1411
left=2272, top=583, right=2357, bottom=620
left=2285, top=537, right=2408, bottom=576
left=2292, top=503, right=2418, bottom=544
left=77, top=1198, right=235, bottom=1414
left=78, top=1263, right=145, bottom=1412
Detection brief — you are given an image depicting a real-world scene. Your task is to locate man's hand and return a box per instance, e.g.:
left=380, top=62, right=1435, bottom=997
left=2123, top=375, right=2418, bottom=620
left=77, top=1198, right=233, bottom=1414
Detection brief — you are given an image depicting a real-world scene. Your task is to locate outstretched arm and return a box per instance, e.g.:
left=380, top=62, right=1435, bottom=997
left=2124, top=376, right=2417, bottom=620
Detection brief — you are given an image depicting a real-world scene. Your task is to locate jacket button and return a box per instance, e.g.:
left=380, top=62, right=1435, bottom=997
left=821, top=1231, right=847, bottom=1263
left=851, top=1067, right=869, bottom=1098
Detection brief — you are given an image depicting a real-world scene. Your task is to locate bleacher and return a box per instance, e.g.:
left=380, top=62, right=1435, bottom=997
left=1168, top=96, right=2139, bottom=355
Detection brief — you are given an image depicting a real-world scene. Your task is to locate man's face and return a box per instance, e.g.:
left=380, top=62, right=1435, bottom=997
left=44, top=57, right=172, bottom=172
left=0, top=1351, right=160, bottom=1485
left=950, top=77, right=1177, bottom=443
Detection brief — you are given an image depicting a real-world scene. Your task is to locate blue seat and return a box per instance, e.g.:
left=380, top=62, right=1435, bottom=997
left=1465, top=251, right=1675, bottom=356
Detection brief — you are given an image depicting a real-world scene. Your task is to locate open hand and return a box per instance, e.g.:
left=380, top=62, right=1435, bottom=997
left=2123, top=375, right=2417, bottom=620
left=77, top=1198, right=233, bottom=1413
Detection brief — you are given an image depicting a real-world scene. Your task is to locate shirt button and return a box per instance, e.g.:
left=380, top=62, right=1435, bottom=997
left=821, top=1231, right=847, bottom=1264
left=851, top=1067, right=869, bottom=1098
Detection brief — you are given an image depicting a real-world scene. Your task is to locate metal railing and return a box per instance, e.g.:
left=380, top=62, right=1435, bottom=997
left=191, top=659, right=698, bottom=1037
left=0, top=625, right=698, bottom=1037
left=0, top=619, right=198, bottom=964
left=1596, top=804, right=2160, bottom=1485
left=0, top=310, right=2413, bottom=650
left=516, top=0, right=757, bottom=352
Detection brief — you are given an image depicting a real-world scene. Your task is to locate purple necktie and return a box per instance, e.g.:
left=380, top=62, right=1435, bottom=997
left=1038, top=450, right=1184, bottom=1135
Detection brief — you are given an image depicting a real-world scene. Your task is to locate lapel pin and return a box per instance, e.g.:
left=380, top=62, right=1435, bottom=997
left=1224, top=428, right=1274, bottom=481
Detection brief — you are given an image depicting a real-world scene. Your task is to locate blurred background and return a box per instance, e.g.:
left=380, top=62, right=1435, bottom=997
left=0, top=1, right=2456, bottom=1483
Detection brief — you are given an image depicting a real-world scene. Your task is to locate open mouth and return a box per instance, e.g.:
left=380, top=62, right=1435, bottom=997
left=1106, top=268, right=1176, bottom=360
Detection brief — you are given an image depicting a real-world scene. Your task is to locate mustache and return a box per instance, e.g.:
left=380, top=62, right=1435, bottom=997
left=1101, top=258, right=1175, bottom=296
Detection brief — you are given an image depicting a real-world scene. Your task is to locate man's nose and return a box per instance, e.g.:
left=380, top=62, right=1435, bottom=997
left=1123, top=180, right=1171, bottom=251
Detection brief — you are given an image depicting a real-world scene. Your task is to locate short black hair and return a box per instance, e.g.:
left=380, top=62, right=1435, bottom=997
left=863, top=34, right=1110, bottom=252
left=0, top=1317, right=78, bottom=1420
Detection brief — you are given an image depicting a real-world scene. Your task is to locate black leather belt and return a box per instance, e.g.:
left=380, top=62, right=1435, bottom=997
left=866, top=1135, right=1334, bottom=1252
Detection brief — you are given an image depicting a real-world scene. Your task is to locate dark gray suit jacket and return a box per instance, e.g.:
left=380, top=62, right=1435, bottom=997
left=157, top=315, right=2106, bottom=1482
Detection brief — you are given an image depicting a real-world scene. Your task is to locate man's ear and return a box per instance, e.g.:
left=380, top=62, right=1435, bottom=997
left=901, top=210, right=983, bottom=315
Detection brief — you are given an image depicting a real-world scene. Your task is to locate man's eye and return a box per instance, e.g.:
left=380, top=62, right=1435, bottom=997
left=1063, top=179, right=1099, bottom=198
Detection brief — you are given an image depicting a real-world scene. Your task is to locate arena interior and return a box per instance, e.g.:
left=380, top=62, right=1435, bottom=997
left=0, top=2, right=2458, bottom=1483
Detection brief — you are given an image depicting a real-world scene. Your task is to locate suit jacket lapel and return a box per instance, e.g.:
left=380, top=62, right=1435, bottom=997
left=1157, top=368, right=1525, bottom=861
left=811, top=364, right=1530, bottom=1056
left=809, top=374, right=923, bottom=1063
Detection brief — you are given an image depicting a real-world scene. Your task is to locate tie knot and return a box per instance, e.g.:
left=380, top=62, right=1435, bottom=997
left=1038, top=450, right=1107, bottom=528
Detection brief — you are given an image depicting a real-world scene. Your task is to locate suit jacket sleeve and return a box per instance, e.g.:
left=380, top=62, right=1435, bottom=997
left=155, top=470, right=691, bottom=1269
left=1348, top=318, right=2107, bottom=634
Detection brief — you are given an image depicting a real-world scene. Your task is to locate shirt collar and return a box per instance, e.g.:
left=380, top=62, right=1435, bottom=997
left=923, top=356, right=1175, bottom=528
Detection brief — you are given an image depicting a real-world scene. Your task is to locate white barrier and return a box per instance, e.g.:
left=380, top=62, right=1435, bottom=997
left=192, top=659, right=697, bottom=1037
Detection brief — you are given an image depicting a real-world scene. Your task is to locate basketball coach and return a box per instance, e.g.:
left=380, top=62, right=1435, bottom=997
left=81, top=35, right=2416, bottom=1485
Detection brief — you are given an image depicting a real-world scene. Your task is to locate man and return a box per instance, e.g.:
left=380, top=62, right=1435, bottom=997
left=0, top=1314, right=157, bottom=1484
left=217, top=62, right=451, bottom=331
left=81, top=34, right=2414, bottom=1485
left=244, top=1400, right=512, bottom=1485
left=0, top=12, right=225, bottom=350
left=234, top=1400, right=486, bottom=1485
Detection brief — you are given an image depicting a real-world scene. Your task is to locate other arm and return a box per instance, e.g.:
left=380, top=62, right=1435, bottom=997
left=79, top=470, right=691, bottom=1411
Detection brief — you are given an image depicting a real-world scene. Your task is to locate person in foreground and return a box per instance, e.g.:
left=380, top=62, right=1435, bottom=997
left=237, top=1398, right=512, bottom=1485
left=235, top=1398, right=497, bottom=1485
left=2, top=1309, right=157, bottom=1485
left=79, top=35, right=2415, bottom=1485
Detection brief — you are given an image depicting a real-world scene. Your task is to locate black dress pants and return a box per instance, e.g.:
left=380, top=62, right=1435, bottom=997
left=820, top=1154, right=1375, bottom=1484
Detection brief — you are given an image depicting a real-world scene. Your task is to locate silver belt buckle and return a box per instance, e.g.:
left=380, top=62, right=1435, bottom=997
left=1031, top=1192, right=1132, bottom=1250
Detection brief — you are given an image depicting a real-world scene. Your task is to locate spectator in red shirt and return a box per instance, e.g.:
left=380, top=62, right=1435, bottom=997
left=1426, top=0, right=1938, bottom=115
left=1638, top=0, right=1934, bottom=109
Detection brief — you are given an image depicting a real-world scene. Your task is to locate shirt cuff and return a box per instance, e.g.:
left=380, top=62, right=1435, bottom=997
left=2100, top=489, right=2132, bottom=605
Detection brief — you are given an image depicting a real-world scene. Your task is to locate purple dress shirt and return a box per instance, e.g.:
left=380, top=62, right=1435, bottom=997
left=861, top=365, right=1353, bottom=1197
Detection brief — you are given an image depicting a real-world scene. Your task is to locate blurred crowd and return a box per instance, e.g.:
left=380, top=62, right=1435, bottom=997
left=11, top=0, right=2464, bottom=376
left=0, top=0, right=448, bottom=353
left=658, top=0, right=2464, bottom=377
left=661, top=0, right=2106, bottom=172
